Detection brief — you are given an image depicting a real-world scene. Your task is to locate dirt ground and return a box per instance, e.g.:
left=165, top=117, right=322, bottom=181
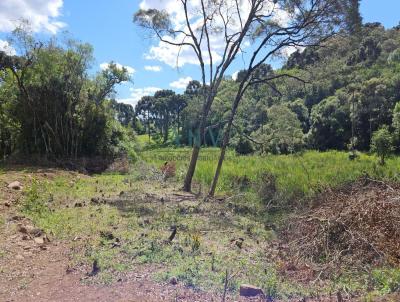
left=1, top=168, right=399, bottom=302
left=0, top=168, right=267, bottom=302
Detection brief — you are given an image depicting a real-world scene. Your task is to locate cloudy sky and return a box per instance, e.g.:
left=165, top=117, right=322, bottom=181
left=0, top=0, right=399, bottom=108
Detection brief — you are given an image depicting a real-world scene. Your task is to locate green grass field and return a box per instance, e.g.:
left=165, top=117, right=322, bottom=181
left=141, top=148, right=400, bottom=201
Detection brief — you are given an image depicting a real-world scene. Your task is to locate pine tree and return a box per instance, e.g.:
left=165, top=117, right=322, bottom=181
left=346, top=0, right=363, bottom=35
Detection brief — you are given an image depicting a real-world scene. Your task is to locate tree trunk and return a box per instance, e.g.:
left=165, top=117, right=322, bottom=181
left=183, top=112, right=207, bottom=192
left=183, top=144, right=200, bottom=192
left=209, top=87, right=245, bottom=197
left=209, top=141, right=228, bottom=197
left=147, top=110, right=151, bottom=142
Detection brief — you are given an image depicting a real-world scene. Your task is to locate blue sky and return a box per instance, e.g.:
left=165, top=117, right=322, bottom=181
left=0, top=0, right=399, bottom=107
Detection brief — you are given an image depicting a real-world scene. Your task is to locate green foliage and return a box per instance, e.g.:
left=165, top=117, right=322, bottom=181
left=142, top=148, right=400, bottom=200
left=0, top=29, right=136, bottom=159
left=136, top=90, right=187, bottom=144
left=344, top=0, right=363, bottom=35
left=232, top=137, right=254, bottom=155
left=22, top=179, right=48, bottom=215
left=253, top=104, right=304, bottom=154
left=371, top=268, right=400, bottom=294
left=371, top=126, right=394, bottom=165
left=392, top=102, right=400, bottom=148
left=308, top=95, right=351, bottom=150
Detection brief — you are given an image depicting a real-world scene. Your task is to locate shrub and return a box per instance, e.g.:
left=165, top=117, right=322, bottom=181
left=371, top=126, right=393, bottom=165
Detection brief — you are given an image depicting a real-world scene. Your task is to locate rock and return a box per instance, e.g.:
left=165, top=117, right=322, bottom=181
left=11, top=215, right=25, bottom=221
left=16, top=254, right=24, bottom=261
left=4, top=201, right=11, bottom=207
left=169, top=276, right=178, bottom=285
left=18, top=224, right=43, bottom=237
left=88, top=259, right=100, bottom=277
left=7, top=181, right=22, bottom=190
left=100, top=231, right=114, bottom=241
left=18, top=225, right=28, bottom=234
left=34, top=237, right=45, bottom=245
left=239, top=284, right=264, bottom=297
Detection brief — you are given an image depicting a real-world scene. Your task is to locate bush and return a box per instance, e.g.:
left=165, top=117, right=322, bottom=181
left=371, top=126, right=393, bottom=165
left=233, top=137, right=254, bottom=155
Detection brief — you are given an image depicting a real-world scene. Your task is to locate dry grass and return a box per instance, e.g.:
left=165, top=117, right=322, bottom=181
left=285, top=178, right=400, bottom=273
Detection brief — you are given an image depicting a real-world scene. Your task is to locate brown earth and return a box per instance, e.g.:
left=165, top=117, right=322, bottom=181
left=1, top=168, right=399, bottom=302
left=0, top=168, right=265, bottom=302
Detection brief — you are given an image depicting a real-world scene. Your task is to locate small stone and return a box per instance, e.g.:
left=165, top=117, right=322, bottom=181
left=90, top=197, right=99, bottom=204
left=169, top=276, right=178, bottom=285
left=7, top=181, right=22, bottom=190
left=18, top=225, right=28, bottom=234
left=239, top=284, right=264, bottom=297
left=16, top=254, right=24, bottom=261
left=11, top=215, right=24, bottom=221
left=4, top=202, right=11, bottom=207
left=34, top=237, right=44, bottom=245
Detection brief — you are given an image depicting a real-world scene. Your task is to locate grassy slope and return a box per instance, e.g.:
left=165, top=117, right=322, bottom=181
left=143, top=148, right=400, bottom=199
left=2, top=150, right=400, bottom=299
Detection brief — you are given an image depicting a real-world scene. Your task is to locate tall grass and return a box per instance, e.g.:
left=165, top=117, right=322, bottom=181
left=141, top=148, right=400, bottom=200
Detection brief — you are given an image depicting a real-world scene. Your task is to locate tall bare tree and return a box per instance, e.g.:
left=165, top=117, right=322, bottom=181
left=134, top=0, right=345, bottom=193
left=208, top=0, right=346, bottom=197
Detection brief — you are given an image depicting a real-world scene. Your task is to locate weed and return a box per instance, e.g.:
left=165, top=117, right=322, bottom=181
left=22, top=178, right=48, bottom=215
left=372, top=267, right=400, bottom=294
left=141, top=149, right=400, bottom=201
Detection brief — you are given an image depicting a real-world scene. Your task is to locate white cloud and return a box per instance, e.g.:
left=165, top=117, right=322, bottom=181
left=0, top=39, right=16, bottom=55
left=231, top=71, right=239, bottom=81
left=120, top=86, right=161, bottom=108
left=100, top=62, right=136, bottom=75
left=280, top=46, right=305, bottom=58
left=169, top=76, right=192, bottom=89
left=116, top=98, right=140, bottom=108
left=139, top=0, right=290, bottom=68
left=0, top=0, right=66, bottom=34
left=144, top=65, right=162, bottom=72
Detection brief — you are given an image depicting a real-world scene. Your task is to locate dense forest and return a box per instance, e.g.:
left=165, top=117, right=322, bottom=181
left=2, top=10, right=400, bottom=162
left=136, top=22, right=400, bottom=158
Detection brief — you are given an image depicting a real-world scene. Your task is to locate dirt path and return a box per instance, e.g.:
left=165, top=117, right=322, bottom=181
left=0, top=216, right=244, bottom=302
left=0, top=176, right=257, bottom=302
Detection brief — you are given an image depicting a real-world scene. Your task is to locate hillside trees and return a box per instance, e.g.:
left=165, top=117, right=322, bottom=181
left=344, top=0, right=362, bottom=35
left=308, top=95, right=351, bottom=150
left=253, top=104, right=304, bottom=154
left=136, top=90, right=187, bottom=144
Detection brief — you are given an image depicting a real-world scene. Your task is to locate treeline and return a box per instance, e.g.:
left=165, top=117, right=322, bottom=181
left=2, top=22, right=400, bottom=161
left=0, top=28, right=139, bottom=160
left=136, top=22, right=400, bottom=155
